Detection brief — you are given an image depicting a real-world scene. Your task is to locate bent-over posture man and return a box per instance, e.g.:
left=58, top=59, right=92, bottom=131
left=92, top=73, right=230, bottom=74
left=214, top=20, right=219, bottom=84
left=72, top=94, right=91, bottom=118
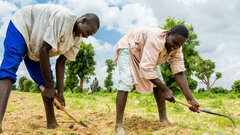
left=0, top=4, right=100, bottom=133
left=114, top=25, right=199, bottom=135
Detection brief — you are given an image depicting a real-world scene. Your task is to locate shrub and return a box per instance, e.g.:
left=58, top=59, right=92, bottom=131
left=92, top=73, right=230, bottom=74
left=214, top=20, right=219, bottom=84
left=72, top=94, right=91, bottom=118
left=30, top=83, right=40, bottom=93
left=227, top=93, right=236, bottom=99
left=198, top=88, right=206, bottom=93
left=231, top=80, right=240, bottom=93
left=194, top=92, right=217, bottom=99
left=211, top=87, right=228, bottom=94
left=18, top=76, right=27, bottom=91
left=73, top=86, right=87, bottom=93
left=12, top=84, right=18, bottom=91
left=23, top=79, right=34, bottom=92
left=188, top=78, right=198, bottom=92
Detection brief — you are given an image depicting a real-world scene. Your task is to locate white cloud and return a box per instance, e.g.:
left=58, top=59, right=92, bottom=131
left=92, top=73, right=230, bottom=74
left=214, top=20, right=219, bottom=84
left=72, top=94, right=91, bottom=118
left=0, top=1, right=18, bottom=37
left=10, top=0, right=36, bottom=7
left=58, top=0, right=158, bottom=34
left=113, top=3, right=158, bottom=34
left=177, top=0, right=207, bottom=5
left=0, top=1, right=17, bottom=16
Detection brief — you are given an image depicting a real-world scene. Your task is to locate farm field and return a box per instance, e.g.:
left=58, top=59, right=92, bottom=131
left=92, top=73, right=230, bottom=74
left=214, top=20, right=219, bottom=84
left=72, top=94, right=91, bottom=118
left=1, top=90, right=240, bottom=135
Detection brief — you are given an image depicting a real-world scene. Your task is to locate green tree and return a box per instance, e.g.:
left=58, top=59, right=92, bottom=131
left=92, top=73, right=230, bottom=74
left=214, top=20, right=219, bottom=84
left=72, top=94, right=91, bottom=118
left=160, top=17, right=200, bottom=92
left=66, top=42, right=96, bottom=93
left=195, top=58, right=222, bottom=92
left=231, top=80, right=240, bottom=93
left=18, top=76, right=27, bottom=91
left=211, top=87, right=228, bottom=94
left=12, top=84, right=17, bottom=90
left=23, top=79, right=34, bottom=92
left=64, top=74, right=79, bottom=93
left=104, top=59, right=115, bottom=92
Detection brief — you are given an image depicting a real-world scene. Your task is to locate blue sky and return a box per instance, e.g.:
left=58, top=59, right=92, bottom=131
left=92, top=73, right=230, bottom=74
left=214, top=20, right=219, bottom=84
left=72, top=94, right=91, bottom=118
left=94, top=26, right=122, bottom=45
left=0, top=0, right=240, bottom=91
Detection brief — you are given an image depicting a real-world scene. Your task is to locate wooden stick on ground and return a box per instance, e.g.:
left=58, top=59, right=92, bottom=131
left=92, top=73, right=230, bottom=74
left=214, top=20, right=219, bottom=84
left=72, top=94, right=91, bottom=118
left=39, top=86, right=88, bottom=128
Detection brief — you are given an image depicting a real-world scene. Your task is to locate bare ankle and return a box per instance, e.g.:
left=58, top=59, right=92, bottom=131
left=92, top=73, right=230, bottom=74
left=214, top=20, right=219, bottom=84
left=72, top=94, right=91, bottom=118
left=47, top=121, right=59, bottom=129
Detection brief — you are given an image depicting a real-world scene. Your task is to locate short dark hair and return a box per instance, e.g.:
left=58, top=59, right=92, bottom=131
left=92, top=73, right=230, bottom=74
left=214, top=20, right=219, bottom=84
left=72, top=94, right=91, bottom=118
left=81, top=13, right=100, bottom=29
left=170, top=25, right=189, bottom=39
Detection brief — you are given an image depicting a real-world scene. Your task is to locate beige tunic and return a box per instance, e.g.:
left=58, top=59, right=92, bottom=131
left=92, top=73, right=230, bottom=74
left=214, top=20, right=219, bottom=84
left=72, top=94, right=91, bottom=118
left=11, top=4, right=82, bottom=61
left=114, top=27, right=186, bottom=94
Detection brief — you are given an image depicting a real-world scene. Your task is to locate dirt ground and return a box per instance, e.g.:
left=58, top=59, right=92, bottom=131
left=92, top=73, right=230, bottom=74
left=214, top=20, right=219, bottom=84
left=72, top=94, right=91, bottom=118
left=1, top=91, right=175, bottom=135
left=1, top=91, right=239, bottom=135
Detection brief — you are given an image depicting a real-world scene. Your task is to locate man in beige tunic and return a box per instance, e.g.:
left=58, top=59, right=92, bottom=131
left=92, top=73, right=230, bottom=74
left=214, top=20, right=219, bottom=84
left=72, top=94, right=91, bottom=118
left=0, top=4, right=100, bottom=132
left=114, top=25, right=199, bottom=134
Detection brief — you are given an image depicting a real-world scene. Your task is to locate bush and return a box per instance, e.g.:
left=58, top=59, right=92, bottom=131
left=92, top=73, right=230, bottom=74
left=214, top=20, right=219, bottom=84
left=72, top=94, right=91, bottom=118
left=23, top=79, right=34, bottom=92
left=194, top=92, right=217, bottom=99
left=18, top=76, right=27, bottom=91
left=30, top=83, right=40, bottom=93
left=198, top=88, right=206, bottom=93
left=227, top=93, right=237, bottom=99
left=231, top=80, right=240, bottom=93
left=97, top=86, right=101, bottom=92
left=188, top=78, right=198, bottom=92
left=12, top=84, right=18, bottom=91
left=211, top=87, right=228, bottom=94
left=73, top=86, right=81, bottom=93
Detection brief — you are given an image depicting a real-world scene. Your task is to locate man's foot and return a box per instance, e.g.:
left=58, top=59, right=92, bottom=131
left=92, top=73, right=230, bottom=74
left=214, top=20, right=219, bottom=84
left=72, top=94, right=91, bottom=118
left=115, top=125, right=127, bottom=135
left=47, top=122, right=59, bottom=129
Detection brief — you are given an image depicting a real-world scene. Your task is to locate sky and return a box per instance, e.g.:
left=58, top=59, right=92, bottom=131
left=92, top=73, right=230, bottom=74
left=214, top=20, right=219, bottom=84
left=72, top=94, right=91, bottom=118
left=0, top=0, right=239, bottom=90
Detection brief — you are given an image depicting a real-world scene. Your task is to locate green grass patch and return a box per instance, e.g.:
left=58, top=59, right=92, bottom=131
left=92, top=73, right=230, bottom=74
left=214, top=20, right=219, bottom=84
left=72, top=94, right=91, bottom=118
left=209, top=99, right=223, bottom=108
left=8, top=105, right=19, bottom=113
left=173, top=103, right=184, bottom=113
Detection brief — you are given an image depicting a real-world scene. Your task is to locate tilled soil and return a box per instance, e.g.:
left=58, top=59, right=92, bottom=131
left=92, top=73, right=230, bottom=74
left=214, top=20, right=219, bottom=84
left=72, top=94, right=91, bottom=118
left=1, top=92, right=173, bottom=135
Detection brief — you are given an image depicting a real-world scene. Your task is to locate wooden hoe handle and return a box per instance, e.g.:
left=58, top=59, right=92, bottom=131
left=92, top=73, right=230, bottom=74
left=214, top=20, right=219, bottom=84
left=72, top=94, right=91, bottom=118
left=39, top=86, right=88, bottom=128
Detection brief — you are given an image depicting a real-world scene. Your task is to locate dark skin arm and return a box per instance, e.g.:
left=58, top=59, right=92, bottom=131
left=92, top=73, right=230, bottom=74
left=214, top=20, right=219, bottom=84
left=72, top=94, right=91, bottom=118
left=55, top=55, right=66, bottom=107
left=174, top=72, right=199, bottom=112
left=39, top=41, right=56, bottom=100
left=150, top=78, right=175, bottom=102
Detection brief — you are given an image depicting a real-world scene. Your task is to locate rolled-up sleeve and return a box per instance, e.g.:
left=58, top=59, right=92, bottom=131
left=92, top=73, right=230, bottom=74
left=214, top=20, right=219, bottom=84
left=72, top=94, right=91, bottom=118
left=64, top=43, right=80, bottom=61
left=139, top=35, right=163, bottom=79
left=169, top=48, right=186, bottom=74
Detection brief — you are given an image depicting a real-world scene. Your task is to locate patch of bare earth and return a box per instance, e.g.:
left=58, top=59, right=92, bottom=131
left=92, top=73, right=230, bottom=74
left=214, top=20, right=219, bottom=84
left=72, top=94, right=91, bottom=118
left=2, top=91, right=238, bottom=135
left=0, top=91, right=176, bottom=135
left=124, top=115, right=173, bottom=134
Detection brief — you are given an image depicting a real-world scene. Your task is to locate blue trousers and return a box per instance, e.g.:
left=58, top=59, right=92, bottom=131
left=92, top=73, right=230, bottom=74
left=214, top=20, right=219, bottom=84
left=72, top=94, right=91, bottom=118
left=0, top=21, right=54, bottom=88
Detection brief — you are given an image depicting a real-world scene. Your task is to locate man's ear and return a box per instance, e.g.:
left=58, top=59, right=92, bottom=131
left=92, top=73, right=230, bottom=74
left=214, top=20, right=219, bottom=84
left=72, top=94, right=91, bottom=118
left=79, top=17, right=88, bottom=23
left=167, top=31, right=171, bottom=36
left=82, top=17, right=89, bottom=23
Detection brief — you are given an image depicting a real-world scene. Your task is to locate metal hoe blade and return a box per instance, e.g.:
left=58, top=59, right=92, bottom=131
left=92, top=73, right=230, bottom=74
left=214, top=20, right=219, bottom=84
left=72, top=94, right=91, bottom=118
left=175, top=99, right=236, bottom=132
left=200, top=108, right=236, bottom=132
